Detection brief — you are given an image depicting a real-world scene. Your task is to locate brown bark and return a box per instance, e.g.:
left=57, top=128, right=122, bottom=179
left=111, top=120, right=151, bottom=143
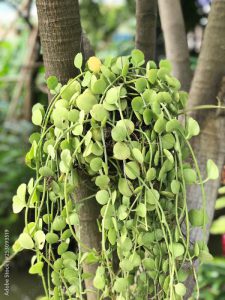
left=135, top=0, right=157, bottom=61
left=188, top=0, right=225, bottom=107
left=185, top=1, right=225, bottom=297
left=217, top=76, right=225, bottom=109
left=75, top=172, right=101, bottom=300
left=36, top=0, right=82, bottom=84
left=81, top=31, right=95, bottom=62
left=158, top=0, right=192, bottom=91
left=36, top=1, right=100, bottom=298
left=184, top=112, right=225, bottom=299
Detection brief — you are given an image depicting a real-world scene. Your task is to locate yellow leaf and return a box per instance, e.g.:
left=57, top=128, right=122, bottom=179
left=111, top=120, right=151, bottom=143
left=88, top=56, right=102, bottom=73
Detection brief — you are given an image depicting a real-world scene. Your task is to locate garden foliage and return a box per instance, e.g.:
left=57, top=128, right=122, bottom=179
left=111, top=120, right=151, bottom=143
left=12, top=50, right=218, bottom=299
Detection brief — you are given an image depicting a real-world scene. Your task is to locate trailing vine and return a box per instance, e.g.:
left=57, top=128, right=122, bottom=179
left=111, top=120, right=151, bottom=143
left=11, top=50, right=219, bottom=300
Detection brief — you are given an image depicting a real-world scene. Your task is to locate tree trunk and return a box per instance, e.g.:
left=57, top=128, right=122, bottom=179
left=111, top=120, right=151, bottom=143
left=36, top=0, right=82, bottom=84
left=81, top=31, right=95, bottom=63
left=185, top=1, right=225, bottom=297
left=36, top=1, right=101, bottom=298
left=158, top=0, right=192, bottom=91
left=135, top=0, right=157, bottom=61
left=188, top=0, right=225, bottom=108
left=74, top=172, right=101, bottom=300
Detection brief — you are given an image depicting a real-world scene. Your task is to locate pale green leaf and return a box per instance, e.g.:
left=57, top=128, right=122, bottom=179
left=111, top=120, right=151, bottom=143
left=207, top=159, right=219, bottom=180
left=18, top=232, right=34, bottom=249
left=74, top=52, right=83, bottom=69
left=174, top=283, right=186, bottom=297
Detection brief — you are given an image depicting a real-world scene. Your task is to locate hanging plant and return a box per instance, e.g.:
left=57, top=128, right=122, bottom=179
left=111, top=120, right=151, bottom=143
left=11, top=50, right=218, bottom=299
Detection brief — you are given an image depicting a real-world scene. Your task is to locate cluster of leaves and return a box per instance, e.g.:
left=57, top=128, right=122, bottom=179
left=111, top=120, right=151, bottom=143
left=11, top=50, right=218, bottom=299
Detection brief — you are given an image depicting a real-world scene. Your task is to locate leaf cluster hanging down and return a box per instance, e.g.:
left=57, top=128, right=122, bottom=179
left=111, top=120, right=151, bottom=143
left=12, top=50, right=218, bottom=300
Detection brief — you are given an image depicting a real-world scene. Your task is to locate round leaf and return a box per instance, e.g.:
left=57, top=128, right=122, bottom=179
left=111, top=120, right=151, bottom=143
left=174, top=283, right=186, bottom=297
left=183, top=168, right=197, bottom=184
left=18, top=233, right=34, bottom=249
left=46, top=233, right=59, bottom=244
left=186, top=117, right=200, bottom=139
left=131, top=49, right=145, bottom=66
left=171, top=180, right=180, bottom=194
left=29, top=262, right=44, bottom=275
left=118, top=178, right=133, bottom=197
left=92, top=79, right=107, bottom=95
left=148, top=69, right=158, bottom=84
left=113, top=277, right=128, bottom=293
left=88, top=56, right=102, bottom=73
left=105, top=86, right=120, bottom=104
left=118, top=205, right=128, bottom=220
left=96, top=190, right=109, bottom=205
left=32, top=109, right=42, bottom=126
left=170, top=243, right=185, bottom=258
left=90, top=157, right=103, bottom=172
left=111, top=126, right=127, bottom=142
left=131, top=96, right=144, bottom=113
left=145, top=189, right=159, bottom=205
left=47, top=76, right=58, bottom=90
left=166, top=119, right=180, bottom=132
left=39, top=166, right=54, bottom=177
left=136, top=203, right=146, bottom=218
left=161, top=133, right=176, bottom=149
left=154, top=117, right=166, bottom=134
left=132, top=148, right=144, bottom=164
left=207, top=159, right=219, bottom=180
left=91, top=104, right=108, bottom=122
left=135, top=78, right=147, bottom=93
left=189, top=209, right=205, bottom=227
left=76, top=91, right=98, bottom=113
left=95, top=175, right=110, bottom=190
left=159, top=59, right=172, bottom=72
left=52, top=216, right=66, bottom=231
left=34, top=230, right=45, bottom=250
left=125, top=161, right=140, bottom=180
left=117, top=119, right=134, bottom=135
left=113, top=142, right=130, bottom=160
left=143, top=108, right=153, bottom=125
left=74, top=52, right=83, bottom=69
left=12, top=195, right=26, bottom=214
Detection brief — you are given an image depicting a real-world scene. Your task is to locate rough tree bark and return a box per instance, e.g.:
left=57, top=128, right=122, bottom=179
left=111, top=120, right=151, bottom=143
left=188, top=0, right=225, bottom=229
left=74, top=173, right=101, bottom=300
left=81, top=32, right=95, bottom=63
left=36, top=1, right=101, bottom=298
left=135, top=0, right=157, bottom=61
left=36, top=0, right=82, bottom=84
left=158, top=0, right=192, bottom=91
left=185, top=0, right=225, bottom=297
left=188, top=1, right=225, bottom=107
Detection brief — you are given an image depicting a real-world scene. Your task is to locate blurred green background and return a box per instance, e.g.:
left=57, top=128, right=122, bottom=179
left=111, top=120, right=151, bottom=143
left=0, top=0, right=225, bottom=299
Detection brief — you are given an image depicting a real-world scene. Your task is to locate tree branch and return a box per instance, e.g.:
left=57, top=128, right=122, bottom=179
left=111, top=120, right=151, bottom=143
left=185, top=1, right=225, bottom=297
left=189, top=0, right=225, bottom=107
left=158, top=0, right=192, bottom=91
